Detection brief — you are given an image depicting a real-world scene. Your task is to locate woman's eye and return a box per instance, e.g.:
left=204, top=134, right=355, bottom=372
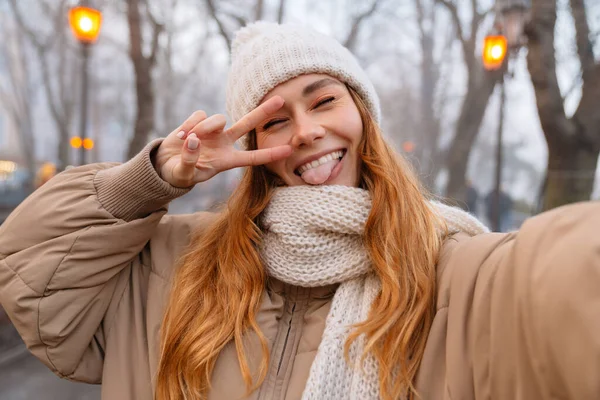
left=314, top=97, right=335, bottom=108
left=262, top=119, right=285, bottom=130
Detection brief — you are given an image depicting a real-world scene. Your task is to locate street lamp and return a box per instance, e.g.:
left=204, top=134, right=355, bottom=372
left=68, top=6, right=102, bottom=43
left=68, top=3, right=102, bottom=166
left=70, top=136, right=94, bottom=150
left=482, top=35, right=508, bottom=71
left=483, top=0, right=530, bottom=231
left=483, top=0, right=529, bottom=72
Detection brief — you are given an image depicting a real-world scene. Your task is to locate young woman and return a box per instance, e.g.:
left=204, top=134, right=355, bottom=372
left=1, top=22, right=599, bottom=400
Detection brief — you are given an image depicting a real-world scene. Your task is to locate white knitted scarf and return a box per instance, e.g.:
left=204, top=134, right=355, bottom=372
left=260, top=185, right=488, bottom=400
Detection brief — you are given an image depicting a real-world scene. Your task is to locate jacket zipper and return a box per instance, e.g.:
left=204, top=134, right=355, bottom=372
left=276, top=302, right=296, bottom=375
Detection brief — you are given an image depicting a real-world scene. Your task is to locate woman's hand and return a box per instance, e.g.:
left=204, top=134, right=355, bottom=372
left=154, top=96, right=292, bottom=188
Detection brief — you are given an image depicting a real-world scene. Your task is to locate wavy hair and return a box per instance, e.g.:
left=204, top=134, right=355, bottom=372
left=155, top=85, right=445, bottom=400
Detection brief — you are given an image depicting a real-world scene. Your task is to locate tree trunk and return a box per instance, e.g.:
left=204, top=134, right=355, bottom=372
left=436, top=0, right=504, bottom=202
left=527, top=0, right=600, bottom=210
left=445, top=67, right=502, bottom=204
left=277, top=0, right=286, bottom=23
left=414, top=0, right=439, bottom=190
left=126, top=0, right=158, bottom=159
left=56, top=122, right=71, bottom=169
left=544, top=143, right=598, bottom=209
left=128, top=62, right=155, bottom=159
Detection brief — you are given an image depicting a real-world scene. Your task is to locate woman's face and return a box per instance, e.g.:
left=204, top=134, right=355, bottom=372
left=255, top=74, right=363, bottom=187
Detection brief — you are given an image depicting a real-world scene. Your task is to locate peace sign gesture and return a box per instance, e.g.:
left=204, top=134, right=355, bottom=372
left=154, top=96, right=291, bottom=188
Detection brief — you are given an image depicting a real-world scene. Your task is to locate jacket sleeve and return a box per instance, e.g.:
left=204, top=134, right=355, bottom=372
left=0, top=139, right=191, bottom=383
left=445, top=202, right=600, bottom=400
left=498, top=201, right=600, bottom=399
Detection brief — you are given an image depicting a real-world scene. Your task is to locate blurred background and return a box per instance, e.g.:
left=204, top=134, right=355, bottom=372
left=0, top=0, right=598, bottom=398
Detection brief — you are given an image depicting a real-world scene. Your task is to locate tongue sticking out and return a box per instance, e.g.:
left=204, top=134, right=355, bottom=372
left=300, top=159, right=340, bottom=185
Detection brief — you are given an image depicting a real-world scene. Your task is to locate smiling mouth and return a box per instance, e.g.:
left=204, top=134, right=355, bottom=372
left=294, top=149, right=346, bottom=176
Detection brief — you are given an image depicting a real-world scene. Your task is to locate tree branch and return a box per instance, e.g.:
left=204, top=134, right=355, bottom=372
left=526, top=0, right=575, bottom=142
left=569, top=0, right=600, bottom=148
left=206, top=0, right=232, bottom=52
left=343, top=0, right=381, bottom=51
left=7, top=0, right=45, bottom=50
left=221, top=10, right=247, bottom=29
left=471, top=5, right=487, bottom=40
left=9, top=0, right=68, bottom=128
left=414, top=0, right=427, bottom=38
left=146, top=3, right=164, bottom=65
left=435, top=0, right=468, bottom=60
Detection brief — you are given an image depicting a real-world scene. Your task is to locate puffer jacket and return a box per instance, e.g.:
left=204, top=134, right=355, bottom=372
left=1, top=142, right=600, bottom=399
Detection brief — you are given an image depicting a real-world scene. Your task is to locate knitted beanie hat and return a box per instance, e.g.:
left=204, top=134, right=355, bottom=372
left=225, top=21, right=381, bottom=134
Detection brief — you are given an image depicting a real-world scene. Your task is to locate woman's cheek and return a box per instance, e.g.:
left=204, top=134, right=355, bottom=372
left=258, top=131, right=289, bottom=149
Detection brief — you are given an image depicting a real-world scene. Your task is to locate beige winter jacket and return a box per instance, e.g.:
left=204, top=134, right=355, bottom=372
left=1, top=141, right=600, bottom=400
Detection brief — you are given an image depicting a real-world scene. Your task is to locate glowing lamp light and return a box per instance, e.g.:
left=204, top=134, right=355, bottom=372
left=68, top=6, right=102, bottom=43
left=402, top=141, right=415, bottom=153
left=70, top=137, right=83, bottom=149
left=0, top=160, right=17, bottom=174
left=40, top=162, right=57, bottom=176
left=83, top=138, right=95, bottom=150
left=79, top=16, right=93, bottom=32
left=482, top=35, right=508, bottom=71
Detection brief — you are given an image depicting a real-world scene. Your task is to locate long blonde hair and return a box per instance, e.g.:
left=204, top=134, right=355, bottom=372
left=156, top=86, right=444, bottom=400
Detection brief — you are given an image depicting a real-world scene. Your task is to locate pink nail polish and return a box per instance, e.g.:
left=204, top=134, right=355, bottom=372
left=176, top=131, right=185, bottom=139
left=187, top=136, right=199, bottom=150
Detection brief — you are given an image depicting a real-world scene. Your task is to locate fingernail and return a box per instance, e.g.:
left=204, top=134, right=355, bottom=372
left=187, top=134, right=199, bottom=150
left=176, top=130, right=185, bottom=139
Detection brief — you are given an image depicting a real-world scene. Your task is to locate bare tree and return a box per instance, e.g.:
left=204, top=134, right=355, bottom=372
left=527, top=0, right=600, bottom=210
left=126, top=0, right=164, bottom=159
left=154, top=0, right=213, bottom=136
left=8, top=0, right=78, bottom=170
left=205, top=0, right=295, bottom=52
left=0, top=18, right=35, bottom=184
left=410, top=0, right=457, bottom=189
left=205, top=0, right=236, bottom=52
left=435, top=0, right=504, bottom=205
left=343, top=0, right=382, bottom=52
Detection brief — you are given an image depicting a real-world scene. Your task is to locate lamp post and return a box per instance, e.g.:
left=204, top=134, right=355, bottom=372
left=482, top=0, right=530, bottom=231
left=68, top=2, right=102, bottom=166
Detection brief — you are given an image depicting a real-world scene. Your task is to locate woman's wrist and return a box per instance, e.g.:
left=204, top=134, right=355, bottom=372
left=94, top=139, right=192, bottom=221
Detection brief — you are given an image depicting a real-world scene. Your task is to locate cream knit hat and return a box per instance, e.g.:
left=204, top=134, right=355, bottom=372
left=225, top=22, right=381, bottom=136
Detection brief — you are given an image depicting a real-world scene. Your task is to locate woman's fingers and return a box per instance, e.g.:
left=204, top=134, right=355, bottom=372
left=189, top=114, right=227, bottom=139
left=161, top=102, right=290, bottom=185
left=172, top=110, right=208, bottom=140
left=171, top=134, right=201, bottom=186
left=225, top=96, right=285, bottom=141
left=228, top=145, right=292, bottom=169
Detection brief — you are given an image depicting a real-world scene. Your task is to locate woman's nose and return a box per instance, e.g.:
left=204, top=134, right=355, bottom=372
left=291, top=119, right=325, bottom=148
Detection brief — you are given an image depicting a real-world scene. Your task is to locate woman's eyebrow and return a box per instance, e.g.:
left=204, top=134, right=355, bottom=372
left=302, top=78, right=343, bottom=97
